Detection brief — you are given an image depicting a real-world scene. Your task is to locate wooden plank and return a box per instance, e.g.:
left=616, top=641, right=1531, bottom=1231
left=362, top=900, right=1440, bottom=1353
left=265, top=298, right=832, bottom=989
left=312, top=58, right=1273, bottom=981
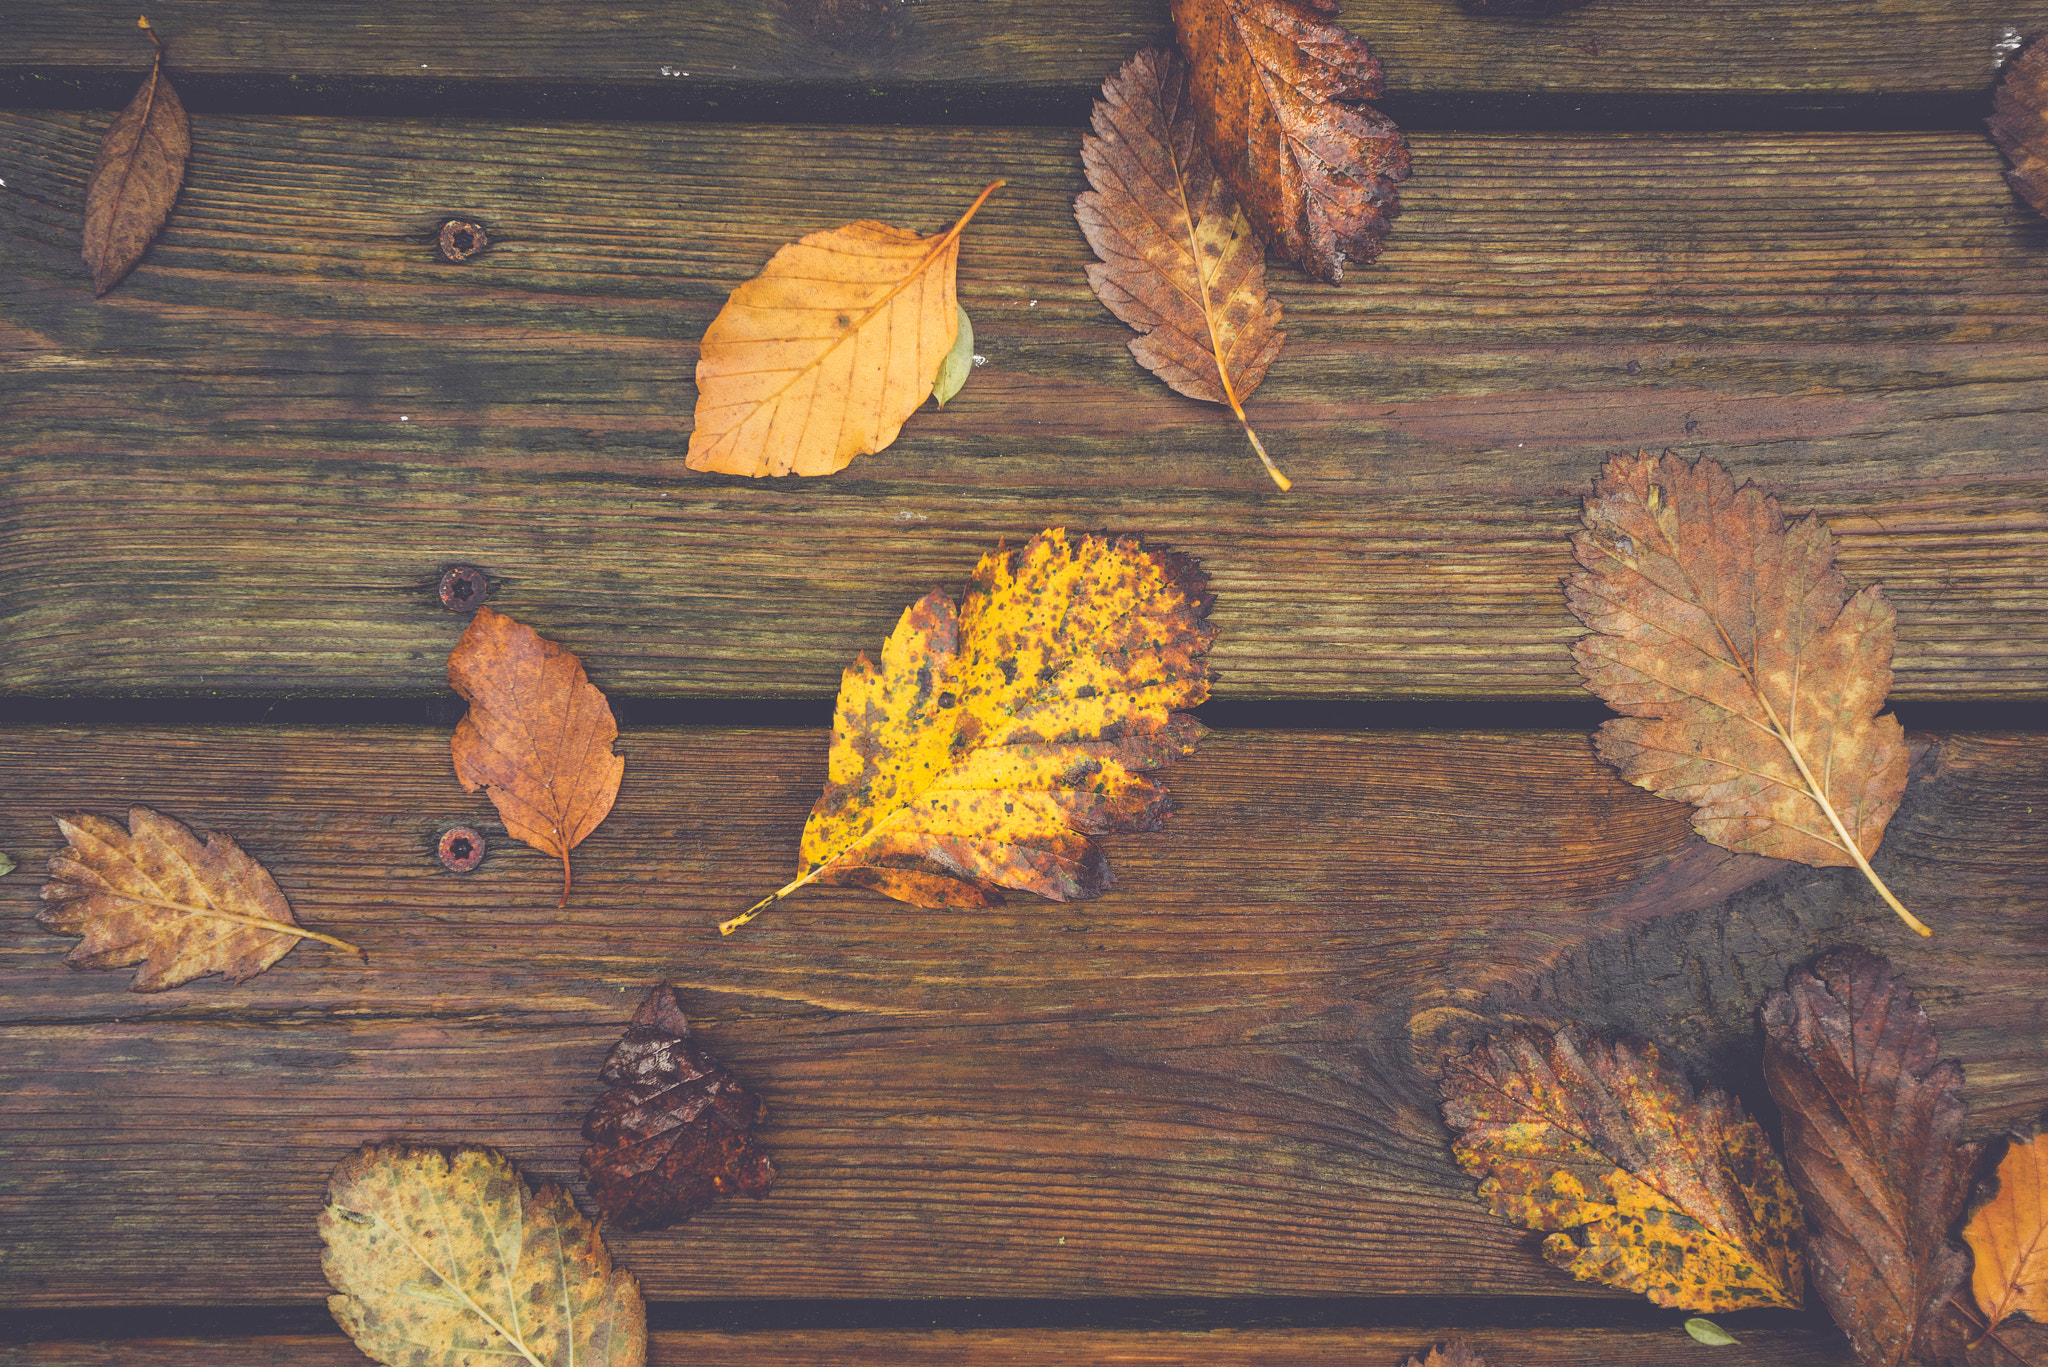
left=1, top=726, right=2041, bottom=1306
left=3, top=0, right=2044, bottom=118
left=4, top=119, right=2045, bottom=701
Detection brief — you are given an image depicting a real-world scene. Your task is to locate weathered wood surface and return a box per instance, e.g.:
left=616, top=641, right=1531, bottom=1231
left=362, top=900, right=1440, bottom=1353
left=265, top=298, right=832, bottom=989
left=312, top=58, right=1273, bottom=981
left=2, top=726, right=2042, bottom=1307
left=5, top=118, right=2045, bottom=700
left=4, top=0, right=2044, bottom=120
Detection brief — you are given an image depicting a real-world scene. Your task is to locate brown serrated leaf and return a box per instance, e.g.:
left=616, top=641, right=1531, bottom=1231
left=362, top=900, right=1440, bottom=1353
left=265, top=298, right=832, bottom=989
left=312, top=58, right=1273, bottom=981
left=1402, top=1341, right=1493, bottom=1367
left=1991, top=36, right=2048, bottom=219
left=320, top=1143, right=645, bottom=1367
left=1763, top=949, right=1977, bottom=1367
left=580, top=984, right=776, bottom=1232
left=1966, top=1131, right=2048, bottom=1334
left=1171, top=0, right=1409, bottom=283
left=724, top=528, right=1214, bottom=933
left=39, top=805, right=359, bottom=992
left=1441, top=1023, right=1804, bottom=1313
left=1564, top=451, right=1921, bottom=934
left=1076, top=48, right=1291, bottom=490
left=685, top=181, right=1002, bottom=478
left=81, top=17, right=190, bottom=297
left=448, top=606, right=624, bottom=907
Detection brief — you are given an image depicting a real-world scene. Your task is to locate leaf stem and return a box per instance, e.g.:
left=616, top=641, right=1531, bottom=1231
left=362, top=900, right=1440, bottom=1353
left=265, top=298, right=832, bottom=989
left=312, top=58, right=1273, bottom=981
left=720, top=808, right=912, bottom=936
left=138, top=15, right=163, bottom=52
left=120, top=894, right=365, bottom=958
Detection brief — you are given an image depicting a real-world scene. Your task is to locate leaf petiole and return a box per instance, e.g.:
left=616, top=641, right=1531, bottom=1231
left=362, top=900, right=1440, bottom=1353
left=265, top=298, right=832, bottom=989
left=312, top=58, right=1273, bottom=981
left=721, top=807, right=912, bottom=935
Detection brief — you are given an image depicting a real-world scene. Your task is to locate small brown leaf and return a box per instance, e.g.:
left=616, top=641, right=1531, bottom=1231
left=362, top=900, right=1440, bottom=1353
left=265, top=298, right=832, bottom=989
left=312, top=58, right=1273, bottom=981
left=81, top=18, right=190, bottom=297
left=1402, top=1341, right=1493, bottom=1367
left=1171, top=0, right=1409, bottom=283
left=1965, top=1130, right=2048, bottom=1334
left=1076, top=48, right=1291, bottom=490
left=448, top=606, right=624, bottom=907
left=1564, top=451, right=1921, bottom=934
left=580, top=984, right=776, bottom=1231
left=1991, top=36, right=2048, bottom=219
left=39, top=805, right=359, bottom=992
left=1763, top=948, right=1978, bottom=1367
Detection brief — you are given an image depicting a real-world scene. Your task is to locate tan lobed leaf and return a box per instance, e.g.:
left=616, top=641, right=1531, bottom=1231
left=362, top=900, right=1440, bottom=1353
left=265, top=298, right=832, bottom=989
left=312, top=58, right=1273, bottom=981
left=320, top=1143, right=645, bottom=1367
left=685, top=180, right=1002, bottom=477
left=1171, top=0, right=1409, bottom=283
left=448, top=606, right=624, bottom=907
left=1563, top=451, right=1921, bottom=934
left=1763, top=949, right=1977, bottom=1367
left=1440, top=1023, right=1805, bottom=1314
left=1401, top=1341, right=1493, bottom=1367
left=81, top=17, right=190, bottom=297
left=1990, top=35, right=2048, bottom=219
left=1966, top=1131, right=2048, bottom=1333
left=38, top=805, right=359, bottom=992
left=724, top=528, right=1214, bottom=933
left=1076, top=47, right=1291, bottom=490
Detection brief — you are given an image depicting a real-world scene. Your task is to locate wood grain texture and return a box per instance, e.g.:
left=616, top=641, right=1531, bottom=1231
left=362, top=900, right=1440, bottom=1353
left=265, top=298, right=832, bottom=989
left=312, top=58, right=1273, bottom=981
left=1, top=726, right=2041, bottom=1307
left=4, top=119, right=2045, bottom=700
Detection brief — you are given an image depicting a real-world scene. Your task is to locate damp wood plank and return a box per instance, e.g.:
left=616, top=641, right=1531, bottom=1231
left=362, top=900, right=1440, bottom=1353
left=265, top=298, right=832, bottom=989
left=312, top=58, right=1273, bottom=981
left=3, top=0, right=2043, bottom=120
left=1, top=725, right=2043, bottom=1307
left=4, top=118, right=2046, bottom=701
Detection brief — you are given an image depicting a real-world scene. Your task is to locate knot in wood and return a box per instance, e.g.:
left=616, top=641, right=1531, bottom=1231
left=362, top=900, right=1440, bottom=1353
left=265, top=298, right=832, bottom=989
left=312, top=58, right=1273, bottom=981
left=437, top=219, right=490, bottom=263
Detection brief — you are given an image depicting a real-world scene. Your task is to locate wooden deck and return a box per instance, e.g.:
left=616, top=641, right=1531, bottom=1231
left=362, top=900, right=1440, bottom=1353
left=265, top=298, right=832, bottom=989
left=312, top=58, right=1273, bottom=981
left=4, top=3, right=2046, bottom=1363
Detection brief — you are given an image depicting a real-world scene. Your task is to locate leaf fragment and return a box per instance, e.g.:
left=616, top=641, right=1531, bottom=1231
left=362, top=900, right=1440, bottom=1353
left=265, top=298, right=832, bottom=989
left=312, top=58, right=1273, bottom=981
left=1684, top=1317, right=1740, bottom=1346
left=448, top=606, right=624, bottom=907
left=1762, top=948, right=1976, bottom=1367
left=320, top=1143, right=646, bottom=1367
left=685, top=180, right=1002, bottom=477
left=1966, top=1132, right=2048, bottom=1335
left=1990, top=35, right=2048, bottom=219
left=725, top=528, right=1214, bottom=933
left=1440, top=1023, right=1804, bottom=1314
left=1171, top=0, right=1409, bottom=282
left=1564, top=451, right=1921, bottom=934
left=1402, top=1341, right=1493, bottom=1367
left=81, top=16, right=189, bottom=297
left=1077, top=48, right=1291, bottom=490
left=931, top=303, right=975, bottom=407
left=39, top=805, right=359, bottom=992
left=580, top=984, right=776, bottom=1232
left=0, top=852, right=15, bottom=877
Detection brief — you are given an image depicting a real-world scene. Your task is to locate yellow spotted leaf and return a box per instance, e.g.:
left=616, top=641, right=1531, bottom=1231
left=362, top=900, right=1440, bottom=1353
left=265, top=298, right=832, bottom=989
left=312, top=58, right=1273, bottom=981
left=724, top=528, right=1214, bottom=933
left=1440, top=1024, right=1804, bottom=1314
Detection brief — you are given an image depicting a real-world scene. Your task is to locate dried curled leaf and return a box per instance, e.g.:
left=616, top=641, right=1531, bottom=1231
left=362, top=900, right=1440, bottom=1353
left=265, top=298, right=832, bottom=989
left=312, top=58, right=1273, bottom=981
left=1441, top=1023, right=1804, bottom=1313
left=81, top=18, right=189, bottom=296
left=686, top=180, right=1001, bottom=477
left=1171, top=0, right=1409, bottom=282
left=1684, top=1317, right=1740, bottom=1346
left=1763, top=949, right=1977, bottom=1367
left=1967, top=1131, right=2048, bottom=1333
left=725, top=528, right=1214, bottom=932
left=1076, top=47, right=1290, bottom=490
left=448, top=606, right=624, bottom=907
left=1991, top=35, right=2048, bottom=219
left=1402, top=1341, right=1492, bottom=1367
left=320, top=1143, right=645, bottom=1367
left=39, top=805, right=358, bottom=992
left=931, top=304, right=975, bottom=407
left=581, top=984, right=776, bottom=1232
left=1564, top=451, right=1920, bottom=934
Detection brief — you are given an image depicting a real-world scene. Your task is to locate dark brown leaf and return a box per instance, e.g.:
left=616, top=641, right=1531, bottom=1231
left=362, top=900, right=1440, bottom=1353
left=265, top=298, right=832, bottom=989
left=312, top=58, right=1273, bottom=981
left=1763, top=948, right=1979, bottom=1367
left=1171, top=0, right=1409, bottom=283
left=580, top=984, right=775, bottom=1231
left=1991, top=35, right=2048, bottom=219
left=81, top=19, right=189, bottom=297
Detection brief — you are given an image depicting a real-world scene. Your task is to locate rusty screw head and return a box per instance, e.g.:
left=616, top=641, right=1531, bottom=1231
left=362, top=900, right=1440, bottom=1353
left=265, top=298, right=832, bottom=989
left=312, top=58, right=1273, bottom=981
left=437, top=827, right=485, bottom=872
left=437, top=219, right=489, bottom=263
left=439, top=566, right=488, bottom=612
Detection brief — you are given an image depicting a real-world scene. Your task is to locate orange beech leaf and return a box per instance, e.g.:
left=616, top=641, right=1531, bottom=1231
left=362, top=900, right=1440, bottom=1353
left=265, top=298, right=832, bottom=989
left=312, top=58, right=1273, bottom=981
left=447, top=606, right=624, bottom=907
left=1991, top=36, right=2048, bottom=219
left=685, top=180, right=1002, bottom=478
left=1402, top=1342, right=1492, bottom=1367
left=1966, top=1131, right=2048, bottom=1335
left=1564, top=451, right=1922, bottom=934
left=1076, top=48, right=1290, bottom=490
left=1440, top=1023, right=1805, bottom=1313
left=81, top=17, right=190, bottom=296
left=39, top=805, right=359, bottom=992
left=1172, top=0, right=1409, bottom=283
left=1763, top=949, right=1977, bottom=1367
left=724, top=528, right=1213, bottom=934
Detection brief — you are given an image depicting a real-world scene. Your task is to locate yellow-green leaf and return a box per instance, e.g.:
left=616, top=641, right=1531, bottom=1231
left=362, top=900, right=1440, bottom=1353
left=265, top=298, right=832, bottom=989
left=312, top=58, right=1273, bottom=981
left=931, top=304, right=974, bottom=406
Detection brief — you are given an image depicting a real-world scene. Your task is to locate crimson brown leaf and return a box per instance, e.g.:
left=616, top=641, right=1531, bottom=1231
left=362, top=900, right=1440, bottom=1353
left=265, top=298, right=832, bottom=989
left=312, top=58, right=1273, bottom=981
left=1990, top=35, right=2048, bottom=218
left=81, top=16, right=189, bottom=296
left=1763, top=948, right=1978, bottom=1367
left=580, top=984, right=775, bottom=1231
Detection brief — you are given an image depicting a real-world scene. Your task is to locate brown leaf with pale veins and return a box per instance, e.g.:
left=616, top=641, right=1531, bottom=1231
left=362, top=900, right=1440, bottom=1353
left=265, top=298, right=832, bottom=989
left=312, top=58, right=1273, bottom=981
left=39, top=805, right=359, bottom=991
left=1564, top=451, right=1921, bottom=934
left=1076, top=48, right=1291, bottom=490
left=1991, top=36, right=2048, bottom=219
left=1965, top=1130, right=2048, bottom=1335
left=1402, top=1341, right=1493, bottom=1367
left=81, top=17, right=189, bottom=296
left=448, top=606, right=623, bottom=907
left=581, top=984, right=776, bottom=1232
left=1171, top=0, right=1409, bottom=283
left=1763, top=948, right=1978, bottom=1367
